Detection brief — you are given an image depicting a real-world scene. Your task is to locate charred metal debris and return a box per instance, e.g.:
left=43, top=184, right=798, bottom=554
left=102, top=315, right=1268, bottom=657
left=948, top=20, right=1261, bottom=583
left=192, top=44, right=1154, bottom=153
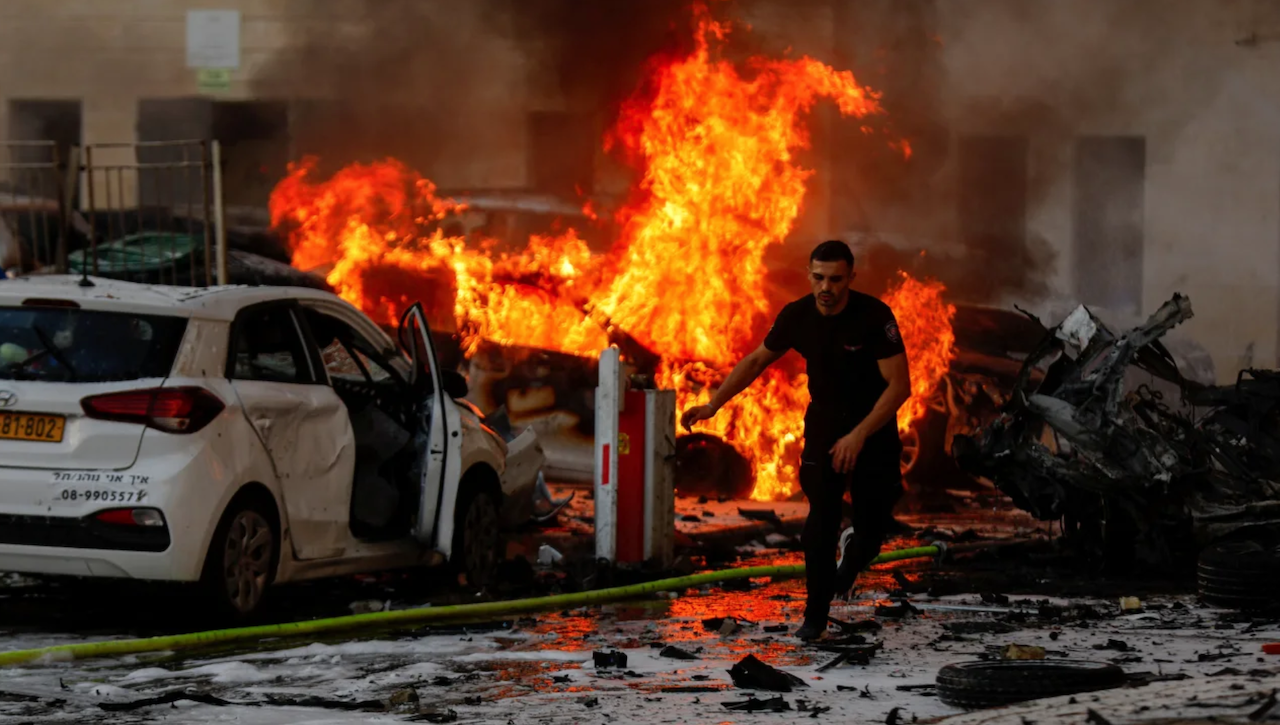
left=952, top=293, right=1280, bottom=566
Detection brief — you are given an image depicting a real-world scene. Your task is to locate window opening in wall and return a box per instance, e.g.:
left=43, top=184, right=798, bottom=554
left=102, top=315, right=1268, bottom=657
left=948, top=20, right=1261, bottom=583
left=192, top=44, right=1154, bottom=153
left=1073, top=136, right=1145, bottom=315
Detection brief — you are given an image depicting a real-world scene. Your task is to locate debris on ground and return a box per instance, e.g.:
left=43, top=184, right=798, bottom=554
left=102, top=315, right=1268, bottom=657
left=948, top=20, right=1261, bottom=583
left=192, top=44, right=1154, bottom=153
left=831, top=617, right=883, bottom=633
left=797, top=699, right=833, bottom=716
left=348, top=599, right=388, bottom=614
left=738, top=508, right=783, bottom=526
left=1000, top=644, right=1047, bottom=660
left=1119, top=596, right=1142, bottom=612
left=659, top=645, right=700, bottom=660
left=99, top=691, right=238, bottom=711
left=876, top=601, right=918, bottom=618
left=702, top=616, right=752, bottom=633
left=537, top=544, right=564, bottom=566
left=723, top=695, right=791, bottom=712
left=593, top=651, right=628, bottom=669
left=728, top=654, right=809, bottom=692
left=413, top=708, right=459, bottom=723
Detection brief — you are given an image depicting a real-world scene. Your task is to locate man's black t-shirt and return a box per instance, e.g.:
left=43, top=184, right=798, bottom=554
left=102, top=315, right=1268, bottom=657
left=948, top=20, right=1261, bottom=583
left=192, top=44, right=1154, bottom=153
left=763, top=292, right=906, bottom=457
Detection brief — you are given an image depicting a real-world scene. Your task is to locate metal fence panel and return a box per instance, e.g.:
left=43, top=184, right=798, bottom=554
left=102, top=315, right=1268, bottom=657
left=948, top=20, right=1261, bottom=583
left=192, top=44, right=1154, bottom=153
left=0, top=140, right=224, bottom=287
left=0, top=141, right=73, bottom=274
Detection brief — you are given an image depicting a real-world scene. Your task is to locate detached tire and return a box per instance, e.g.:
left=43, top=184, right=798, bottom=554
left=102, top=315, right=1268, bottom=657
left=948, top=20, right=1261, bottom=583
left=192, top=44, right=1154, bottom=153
left=936, top=660, right=1126, bottom=709
left=1198, top=540, right=1280, bottom=611
left=201, top=494, right=278, bottom=621
left=452, top=485, right=500, bottom=589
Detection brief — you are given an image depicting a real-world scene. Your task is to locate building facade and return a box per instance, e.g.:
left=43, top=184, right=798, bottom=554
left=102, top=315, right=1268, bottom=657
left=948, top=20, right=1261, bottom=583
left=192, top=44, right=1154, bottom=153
left=1, top=0, right=1276, bottom=381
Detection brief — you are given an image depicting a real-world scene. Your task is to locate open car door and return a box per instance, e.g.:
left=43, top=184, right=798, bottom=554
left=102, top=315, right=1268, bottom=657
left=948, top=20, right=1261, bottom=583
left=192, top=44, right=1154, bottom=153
left=400, top=303, right=462, bottom=547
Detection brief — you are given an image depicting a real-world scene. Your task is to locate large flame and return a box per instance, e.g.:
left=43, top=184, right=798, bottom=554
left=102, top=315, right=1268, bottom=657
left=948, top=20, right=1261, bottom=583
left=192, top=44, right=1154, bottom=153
left=269, top=7, right=951, bottom=500
left=882, top=272, right=957, bottom=433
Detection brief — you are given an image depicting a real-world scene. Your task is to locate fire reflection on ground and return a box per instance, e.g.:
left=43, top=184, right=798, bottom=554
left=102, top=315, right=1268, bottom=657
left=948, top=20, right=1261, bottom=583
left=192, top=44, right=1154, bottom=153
left=507, top=536, right=928, bottom=673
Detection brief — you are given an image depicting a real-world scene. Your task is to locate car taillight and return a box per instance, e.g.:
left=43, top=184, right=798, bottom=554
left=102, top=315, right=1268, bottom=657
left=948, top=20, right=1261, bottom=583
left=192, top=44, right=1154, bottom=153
left=81, top=387, right=225, bottom=434
left=95, top=508, right=165, bottom=527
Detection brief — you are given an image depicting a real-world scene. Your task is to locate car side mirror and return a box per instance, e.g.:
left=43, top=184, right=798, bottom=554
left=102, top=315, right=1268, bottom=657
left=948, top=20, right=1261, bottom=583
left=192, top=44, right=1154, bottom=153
left=442, top=369, right=468, bottom=399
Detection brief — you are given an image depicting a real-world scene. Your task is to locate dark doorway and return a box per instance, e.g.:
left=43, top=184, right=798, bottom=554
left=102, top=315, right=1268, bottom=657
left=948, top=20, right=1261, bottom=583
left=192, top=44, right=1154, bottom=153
left=7, top=99, right=82, bottom=168
left=1073, top=136, right=1145, bottom=314
left=528, top=111, right=596, bottom=197
left=288, top=101, right=438, bottom=178
left=137, top=98, right=290, bottom=210
left=135, top=98, right=214, bottom=215
left=957, top=136, right=1029, bottom=301
left=212, top=101, right=290, bottom=208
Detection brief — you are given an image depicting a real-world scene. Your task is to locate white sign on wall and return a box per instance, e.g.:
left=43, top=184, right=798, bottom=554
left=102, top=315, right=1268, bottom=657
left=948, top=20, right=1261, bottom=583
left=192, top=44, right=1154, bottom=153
left=186, top=10, right=241, bottom=69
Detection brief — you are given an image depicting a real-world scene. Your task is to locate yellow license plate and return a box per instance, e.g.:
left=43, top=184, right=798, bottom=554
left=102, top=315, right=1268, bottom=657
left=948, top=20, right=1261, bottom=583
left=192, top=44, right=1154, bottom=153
left=0, top=413, right=65, bottom=443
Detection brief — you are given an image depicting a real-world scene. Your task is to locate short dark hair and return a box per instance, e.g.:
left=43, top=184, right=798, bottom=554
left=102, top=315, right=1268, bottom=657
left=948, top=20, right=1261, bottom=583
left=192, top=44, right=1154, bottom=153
left=810, top=240, right=854, bottom=268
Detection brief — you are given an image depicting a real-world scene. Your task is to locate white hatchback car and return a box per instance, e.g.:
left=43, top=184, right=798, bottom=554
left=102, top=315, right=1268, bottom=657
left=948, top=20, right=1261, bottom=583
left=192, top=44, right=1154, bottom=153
left=0, top=276, right=542, bottom=617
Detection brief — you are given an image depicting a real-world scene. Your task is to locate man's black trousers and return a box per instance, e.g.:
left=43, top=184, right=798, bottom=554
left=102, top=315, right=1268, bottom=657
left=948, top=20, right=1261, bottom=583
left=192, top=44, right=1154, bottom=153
left=798, top=444, right=904, bottom=623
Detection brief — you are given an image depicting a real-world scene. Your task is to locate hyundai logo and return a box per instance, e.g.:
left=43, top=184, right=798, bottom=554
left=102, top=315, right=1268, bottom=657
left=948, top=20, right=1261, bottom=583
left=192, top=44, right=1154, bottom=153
left=0, top=390, right=14, bottom=409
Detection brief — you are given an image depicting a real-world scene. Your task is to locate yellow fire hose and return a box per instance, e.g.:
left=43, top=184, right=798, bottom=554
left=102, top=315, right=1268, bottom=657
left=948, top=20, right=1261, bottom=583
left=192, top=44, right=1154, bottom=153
left=0, top=545, right=941, bottom=667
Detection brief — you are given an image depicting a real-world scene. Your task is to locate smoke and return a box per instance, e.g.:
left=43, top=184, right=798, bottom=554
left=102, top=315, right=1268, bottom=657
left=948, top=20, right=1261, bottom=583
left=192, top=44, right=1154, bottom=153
left=250, top=0, right=715, bottom=192
left=821, top=0, right=1228, bottom=307
left=497, top=0, right=698, bottom=117
left=250, top=0, right=526, bottom=186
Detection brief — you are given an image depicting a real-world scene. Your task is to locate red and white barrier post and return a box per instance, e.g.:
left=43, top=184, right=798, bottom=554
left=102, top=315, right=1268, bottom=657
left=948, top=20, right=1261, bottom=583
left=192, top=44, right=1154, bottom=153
left=594, top=346, right=676, bottom=567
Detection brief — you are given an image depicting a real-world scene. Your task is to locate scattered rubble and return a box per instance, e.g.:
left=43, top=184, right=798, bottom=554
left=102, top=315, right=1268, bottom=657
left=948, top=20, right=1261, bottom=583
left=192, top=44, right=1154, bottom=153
left=954, top=293, right=1280, bottom=570
left=728, top=655, right=809, bottom=692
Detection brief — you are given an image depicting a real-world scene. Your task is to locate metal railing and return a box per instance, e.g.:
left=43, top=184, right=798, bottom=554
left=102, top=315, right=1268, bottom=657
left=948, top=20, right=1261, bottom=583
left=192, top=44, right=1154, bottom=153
left=0, top=140, right=227, bottom=286
left=0, top=141, right=77, bottom=275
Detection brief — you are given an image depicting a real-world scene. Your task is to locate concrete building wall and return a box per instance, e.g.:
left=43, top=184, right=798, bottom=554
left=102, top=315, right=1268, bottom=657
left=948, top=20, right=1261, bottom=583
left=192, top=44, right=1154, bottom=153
left=940, top=0, right=1280, bottom=381
left=836, top=0, right=1280, bottom=382
left=0, top=0, right=532, bottom=202
left=3, top=0, right=1277, bottom=381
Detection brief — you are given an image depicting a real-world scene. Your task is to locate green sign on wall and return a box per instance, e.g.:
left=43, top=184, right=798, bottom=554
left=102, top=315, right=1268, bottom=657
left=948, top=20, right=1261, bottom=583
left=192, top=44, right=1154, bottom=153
left=196, top=68, right=232, bottom=93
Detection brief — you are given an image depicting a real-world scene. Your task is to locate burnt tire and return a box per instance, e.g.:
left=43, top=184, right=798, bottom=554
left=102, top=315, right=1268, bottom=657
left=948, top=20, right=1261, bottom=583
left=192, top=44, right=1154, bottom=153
left=1198, top=540, right=1280, bottom=611
left=452, top=486, right=500, bottom=589
left=936, top=660, right=1126, bottom=709
left=200, top=495, right=278, bottom=621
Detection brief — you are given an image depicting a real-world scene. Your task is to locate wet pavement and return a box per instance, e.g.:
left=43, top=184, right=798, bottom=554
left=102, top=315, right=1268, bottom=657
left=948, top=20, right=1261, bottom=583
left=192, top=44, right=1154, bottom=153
left=0, top=493, right=1276, bottom=723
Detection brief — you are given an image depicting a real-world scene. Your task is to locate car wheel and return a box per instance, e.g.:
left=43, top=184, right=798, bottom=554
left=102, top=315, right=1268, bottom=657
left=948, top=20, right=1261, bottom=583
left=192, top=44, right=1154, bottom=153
left=203, top=497, right=277, bottom=619
left=452, top=486, right=500, bottom=589
left=899, top=426, right=921, bottom=476
left=1198, top=539, right=1280, bottom=611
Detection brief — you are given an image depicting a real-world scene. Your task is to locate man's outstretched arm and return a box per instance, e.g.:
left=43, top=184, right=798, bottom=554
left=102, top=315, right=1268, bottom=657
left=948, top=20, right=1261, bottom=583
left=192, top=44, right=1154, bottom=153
left=680, top=343, right=785, bottom=431
left=830, top=353, right=911, bottom=473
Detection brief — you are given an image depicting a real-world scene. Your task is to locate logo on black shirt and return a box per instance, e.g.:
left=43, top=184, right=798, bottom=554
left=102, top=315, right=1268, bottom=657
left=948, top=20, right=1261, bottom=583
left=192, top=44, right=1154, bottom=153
left=885, top=322, right=900, bottom=343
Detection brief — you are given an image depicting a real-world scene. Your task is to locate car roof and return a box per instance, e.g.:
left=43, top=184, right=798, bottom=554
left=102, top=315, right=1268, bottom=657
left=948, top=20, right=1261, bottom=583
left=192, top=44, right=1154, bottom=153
left=0, top=275, right=350, bottom=322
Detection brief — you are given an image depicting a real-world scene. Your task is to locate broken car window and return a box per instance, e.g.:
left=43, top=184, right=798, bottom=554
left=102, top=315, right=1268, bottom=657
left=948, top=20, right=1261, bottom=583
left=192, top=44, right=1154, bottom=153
left=229, top=306, right=315, bottom=385
left=302, top=307, right=404, bottom=387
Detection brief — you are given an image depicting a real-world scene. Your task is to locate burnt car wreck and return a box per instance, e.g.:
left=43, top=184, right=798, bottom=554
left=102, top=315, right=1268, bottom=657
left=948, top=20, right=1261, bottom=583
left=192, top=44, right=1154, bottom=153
left=953, top=293, right=1280, bottom=570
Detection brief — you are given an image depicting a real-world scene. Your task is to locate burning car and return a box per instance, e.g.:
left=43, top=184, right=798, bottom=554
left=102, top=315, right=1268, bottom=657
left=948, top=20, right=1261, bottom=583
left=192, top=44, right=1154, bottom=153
left=0, top=276, right=543, bottom=618
left=953, top=293, right=1280, bottom=568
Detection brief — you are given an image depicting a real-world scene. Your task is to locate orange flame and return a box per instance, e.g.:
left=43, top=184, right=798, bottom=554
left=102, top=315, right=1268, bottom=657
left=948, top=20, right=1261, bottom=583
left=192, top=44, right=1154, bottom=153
left=881, top=271, right=957, bottom=433
left=269, top=7, right=945, bottom=501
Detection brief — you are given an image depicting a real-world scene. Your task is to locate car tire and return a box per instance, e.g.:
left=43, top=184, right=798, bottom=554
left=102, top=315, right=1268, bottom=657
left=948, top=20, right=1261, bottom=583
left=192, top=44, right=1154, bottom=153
left=1198, top=539, right=1280, bottom=611
left=452, top=484, right=500, bottom=589
left=201, top=494, right=278, bottom=621
left=936, top=660, right=1126, bottom=709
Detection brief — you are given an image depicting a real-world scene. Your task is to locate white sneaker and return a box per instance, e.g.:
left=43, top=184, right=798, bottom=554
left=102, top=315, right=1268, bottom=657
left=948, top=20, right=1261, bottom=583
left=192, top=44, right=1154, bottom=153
left=835, top=526, right=856, bottom=567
